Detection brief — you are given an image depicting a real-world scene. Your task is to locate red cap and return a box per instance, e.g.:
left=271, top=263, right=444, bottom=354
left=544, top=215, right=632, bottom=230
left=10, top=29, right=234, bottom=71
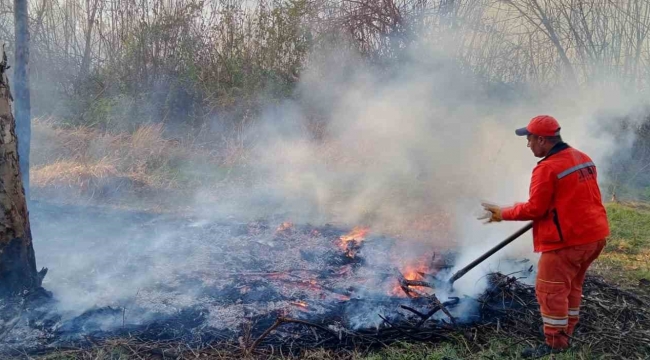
left=515, top=115, right=561, bottom=137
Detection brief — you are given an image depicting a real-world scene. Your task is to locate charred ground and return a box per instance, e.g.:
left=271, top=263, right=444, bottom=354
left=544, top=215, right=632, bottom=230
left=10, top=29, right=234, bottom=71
left=0, top=201, right=648, bottom=359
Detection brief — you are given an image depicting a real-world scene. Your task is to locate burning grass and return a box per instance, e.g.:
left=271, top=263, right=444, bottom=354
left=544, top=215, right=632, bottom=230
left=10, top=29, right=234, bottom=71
left=18, top=272, right=650, bottom=360
left=337, top=226, right=370, bottom=259
left=1, top=201, right=648, bottom=359
left=1, top=208, right=459, bottom=357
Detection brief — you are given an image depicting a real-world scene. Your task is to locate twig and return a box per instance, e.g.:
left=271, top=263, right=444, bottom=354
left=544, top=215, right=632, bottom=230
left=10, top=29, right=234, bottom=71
left=248, top=317, right=338, bottom=354
left=431, top=294, right=457, bottom=325
left=399, top=305, right=428, bottom=319
left=248, top=318, right=284, bottom=354
left=401, top=279, right=435, bottom=288
left=394, top=268, right=415, bottom=298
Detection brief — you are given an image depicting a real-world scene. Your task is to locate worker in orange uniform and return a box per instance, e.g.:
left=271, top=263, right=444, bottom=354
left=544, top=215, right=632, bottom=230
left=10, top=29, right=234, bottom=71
left=480, top=115, right=610, bottom=358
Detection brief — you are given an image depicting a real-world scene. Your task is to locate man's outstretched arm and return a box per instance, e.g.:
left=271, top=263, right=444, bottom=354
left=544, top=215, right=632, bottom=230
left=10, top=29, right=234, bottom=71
left=483, top=165, right=555, bottom=222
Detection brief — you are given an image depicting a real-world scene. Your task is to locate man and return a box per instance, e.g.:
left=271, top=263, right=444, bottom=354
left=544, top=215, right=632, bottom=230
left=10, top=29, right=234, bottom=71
left=480, top=115, right=610, bottom=358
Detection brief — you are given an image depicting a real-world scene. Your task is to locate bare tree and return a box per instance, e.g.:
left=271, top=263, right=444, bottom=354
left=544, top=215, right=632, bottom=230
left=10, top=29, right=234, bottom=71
left=0, top=49, right=45, bottom=297
left=501, top=0, right=577, bottom=85
left=0, top=0, right=647, bottom=130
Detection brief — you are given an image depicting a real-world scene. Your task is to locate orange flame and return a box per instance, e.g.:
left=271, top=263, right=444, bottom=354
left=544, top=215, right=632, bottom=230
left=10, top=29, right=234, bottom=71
left=291, top=300, right=309, bottom=308
left=402, top=267, right=426, bottom=281
left=338, top=226, right=370, bottom=254
left=276, top=221, right=293, bottom=233
left=391, top=261, right=432, bottom=297
left=290, top=300, right=310, bottom=312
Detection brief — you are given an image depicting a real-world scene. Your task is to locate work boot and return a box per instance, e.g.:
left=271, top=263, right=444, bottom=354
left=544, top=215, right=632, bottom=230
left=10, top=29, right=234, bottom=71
left=521, top=344, right=566, bottom=358
left=537, top=326, right=569, bottom=346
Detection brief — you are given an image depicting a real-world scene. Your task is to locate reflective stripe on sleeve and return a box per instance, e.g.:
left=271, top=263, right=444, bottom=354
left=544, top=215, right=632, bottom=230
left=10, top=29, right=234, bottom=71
left=557, top=162, right=595, bottom=179
left=568, top=309, right=580, bottom=316
left=542, top=316, right=568, bottom=326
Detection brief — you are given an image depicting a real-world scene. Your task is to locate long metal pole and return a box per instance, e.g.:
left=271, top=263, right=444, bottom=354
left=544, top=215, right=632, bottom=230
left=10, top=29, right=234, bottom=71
left=14, top=0, right=30, bottom=200
left=448, top=222, right=533, bottom=286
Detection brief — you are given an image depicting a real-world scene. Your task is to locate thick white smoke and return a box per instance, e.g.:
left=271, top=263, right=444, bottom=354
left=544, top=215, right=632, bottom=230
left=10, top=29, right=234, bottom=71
left=191, top=40, right=650, bottom=299
left=30, top=28, right=650, bottom=329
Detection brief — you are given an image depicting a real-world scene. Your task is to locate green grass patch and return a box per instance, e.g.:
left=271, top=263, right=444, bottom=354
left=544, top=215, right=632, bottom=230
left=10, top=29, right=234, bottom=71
left=358, top=337, right=597, bottom=360
left=592, top=248, right=650, bottom=287
left=362, top=341, right=462, bottom=360
left=604, top=202, right=650, bottom=254
left=588, top=202, right=650, bottom=287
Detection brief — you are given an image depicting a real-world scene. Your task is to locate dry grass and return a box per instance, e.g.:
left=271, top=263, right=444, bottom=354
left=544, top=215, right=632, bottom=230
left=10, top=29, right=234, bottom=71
left=33, top=158, right=121, bottom=190
left=30, top=118, right=238, bottom=207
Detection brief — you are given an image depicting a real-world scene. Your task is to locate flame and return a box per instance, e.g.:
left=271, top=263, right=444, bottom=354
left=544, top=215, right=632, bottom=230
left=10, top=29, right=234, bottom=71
left=339, top=226, right=370, bottom=246
left=338, top=226, right=370, bottom=257
left=291, top=300, right=309, bottom=308
left=290, top=300, right=310, bottom=312
left=391, top=261, right=432, bottom=297
left=275, top=221, right=293, bottom=232
left=402, top=267, right=426, bottom=281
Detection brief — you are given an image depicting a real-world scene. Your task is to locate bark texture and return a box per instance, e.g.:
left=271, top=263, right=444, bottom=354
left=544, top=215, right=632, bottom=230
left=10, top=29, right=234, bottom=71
left=0, top=49, right=42, bottom=297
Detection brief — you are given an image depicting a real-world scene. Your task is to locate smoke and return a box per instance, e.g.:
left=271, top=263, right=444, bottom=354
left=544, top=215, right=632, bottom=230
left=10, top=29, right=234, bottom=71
left=27, top=22, right=650, bottom=332
left=193, top=38, right=650, bottom=301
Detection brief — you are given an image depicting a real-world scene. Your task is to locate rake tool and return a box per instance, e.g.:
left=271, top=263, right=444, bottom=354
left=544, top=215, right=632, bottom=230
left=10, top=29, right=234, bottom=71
left=428, top=222, right=533, bottom=292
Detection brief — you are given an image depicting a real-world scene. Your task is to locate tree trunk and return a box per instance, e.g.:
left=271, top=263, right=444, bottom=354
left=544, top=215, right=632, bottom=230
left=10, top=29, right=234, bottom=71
left=0, top=50, right=44, bottom=297
left=79, top=0, right=100, bottom=81
left=14, top=0, right=30, bottom=201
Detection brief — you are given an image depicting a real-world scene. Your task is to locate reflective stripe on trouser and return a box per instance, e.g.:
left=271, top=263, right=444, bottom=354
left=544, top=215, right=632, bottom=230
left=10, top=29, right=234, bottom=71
left=541, top=314, right=568, bottom=327
left=568, top=307, right=580, bottom=334
left=536, top=240, right=606, bottom=349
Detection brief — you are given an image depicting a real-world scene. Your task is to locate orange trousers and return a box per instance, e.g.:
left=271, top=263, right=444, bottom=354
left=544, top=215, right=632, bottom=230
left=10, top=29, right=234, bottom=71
left=535, top=239, right=606, bottom=349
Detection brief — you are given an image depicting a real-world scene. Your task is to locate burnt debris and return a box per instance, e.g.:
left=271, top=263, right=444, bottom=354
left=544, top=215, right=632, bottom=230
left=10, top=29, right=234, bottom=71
left=0, top=212, right=648, bottom=358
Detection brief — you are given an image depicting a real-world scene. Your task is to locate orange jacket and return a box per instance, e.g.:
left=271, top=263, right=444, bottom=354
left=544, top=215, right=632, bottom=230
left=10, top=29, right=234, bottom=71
left=501, top=143, right=610, bottom=252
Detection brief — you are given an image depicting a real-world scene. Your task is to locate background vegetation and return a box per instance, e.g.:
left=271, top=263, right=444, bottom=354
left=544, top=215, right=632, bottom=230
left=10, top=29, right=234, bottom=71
left=0, top=0, right=648, bottom=205
left=0, top=2, right=648, bottom=358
